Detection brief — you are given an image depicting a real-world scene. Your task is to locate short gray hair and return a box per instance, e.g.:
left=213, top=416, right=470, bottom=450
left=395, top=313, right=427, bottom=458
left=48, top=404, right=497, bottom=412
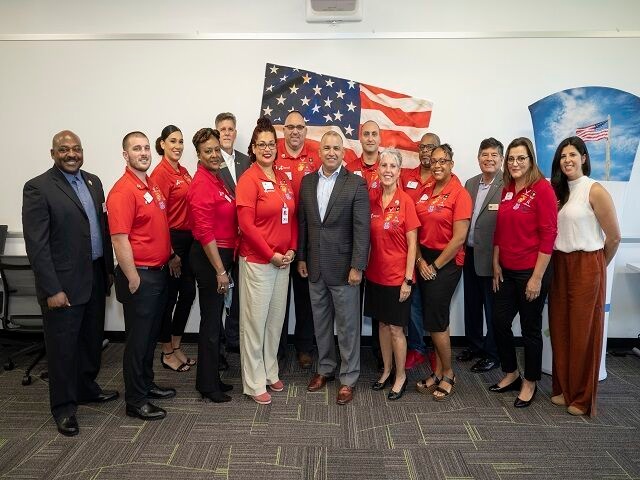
left=379, top=148, right=403, bottom=168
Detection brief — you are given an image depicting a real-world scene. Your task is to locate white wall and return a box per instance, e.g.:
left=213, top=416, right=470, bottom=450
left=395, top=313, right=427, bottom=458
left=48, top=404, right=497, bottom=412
left=2, top=0, right=639, bottom=336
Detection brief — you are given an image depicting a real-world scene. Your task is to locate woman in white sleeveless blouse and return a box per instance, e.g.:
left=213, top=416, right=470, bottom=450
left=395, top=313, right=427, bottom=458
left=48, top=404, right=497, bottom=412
left=549, top=136, right=620, bottom=416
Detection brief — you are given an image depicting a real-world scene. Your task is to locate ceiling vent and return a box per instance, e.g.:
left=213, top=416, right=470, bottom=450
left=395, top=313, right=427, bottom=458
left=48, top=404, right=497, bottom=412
left=306, top=0, right=362, bottom=23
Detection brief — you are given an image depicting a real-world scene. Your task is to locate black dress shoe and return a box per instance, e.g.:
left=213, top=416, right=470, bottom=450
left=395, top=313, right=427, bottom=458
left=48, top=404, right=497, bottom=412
left=126, top=402, right=166, bottom=420
left=79, top=390, right=120, bottom=404
left=148, top=386, right=177, bottom=399
left=514, top=384, right=537, bottom=408
left=56, top=415, right=79, bottom=436
left=218, top=355, right=229, bottom=371
left=201, top=392, right=232, bottom=403
left=471, top=358, right=499, bottom=373
left=388, top=378, right=408, bottom=401
left=489, top=376, right=522, bottom=393
left=220, top=381, right=233, bottom=392
left=456, top=349, right=481, bottom=362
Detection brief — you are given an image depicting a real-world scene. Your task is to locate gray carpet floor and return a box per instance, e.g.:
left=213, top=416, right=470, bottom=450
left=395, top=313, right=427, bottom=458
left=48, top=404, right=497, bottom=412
left=0, top=343, right=639, bottom=480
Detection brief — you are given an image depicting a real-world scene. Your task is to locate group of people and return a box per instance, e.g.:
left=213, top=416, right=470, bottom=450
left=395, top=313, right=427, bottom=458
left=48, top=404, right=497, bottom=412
left=21, top=110, right=620, bottom=436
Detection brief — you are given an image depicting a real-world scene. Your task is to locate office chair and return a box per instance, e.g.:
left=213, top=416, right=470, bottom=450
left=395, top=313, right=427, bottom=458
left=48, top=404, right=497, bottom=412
left=0, top=253, right=47, bottom=386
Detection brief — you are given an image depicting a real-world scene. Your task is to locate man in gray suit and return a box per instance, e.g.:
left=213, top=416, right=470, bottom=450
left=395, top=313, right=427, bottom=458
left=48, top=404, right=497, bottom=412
left=215, top=112, right=251, bottom=359
left=458, top=137, right=504, bottom=372
left=298, top=131, right=370, bottom=405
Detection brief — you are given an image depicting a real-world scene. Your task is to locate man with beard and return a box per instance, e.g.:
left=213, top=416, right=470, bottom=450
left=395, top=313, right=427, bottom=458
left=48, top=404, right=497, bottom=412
left=107, top=131, right=179, bottom=421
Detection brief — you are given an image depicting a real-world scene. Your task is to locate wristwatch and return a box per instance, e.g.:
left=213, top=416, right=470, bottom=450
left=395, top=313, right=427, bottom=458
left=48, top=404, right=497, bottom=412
left=404, top=277, right=414, bottom=286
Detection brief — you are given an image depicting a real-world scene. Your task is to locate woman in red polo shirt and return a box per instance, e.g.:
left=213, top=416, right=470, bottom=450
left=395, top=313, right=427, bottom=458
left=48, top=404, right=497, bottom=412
left=150, top=125, right=196, bottom=372
left=187, top=128, right=236, bottom=403
left=236, top=117, right=297, bottom=406
left=490, top=137, right=557, bottom=408
left=414, top=144, right=472, bottom=401
left=366, top=149, right=420, bottom=401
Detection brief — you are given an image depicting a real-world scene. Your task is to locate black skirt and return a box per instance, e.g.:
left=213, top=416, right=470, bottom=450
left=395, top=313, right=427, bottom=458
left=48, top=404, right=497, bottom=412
left=364, top=279, right=411, bottom=327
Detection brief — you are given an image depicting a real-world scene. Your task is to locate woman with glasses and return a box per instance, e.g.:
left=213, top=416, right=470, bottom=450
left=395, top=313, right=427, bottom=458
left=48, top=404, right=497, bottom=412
left=549, top=136, right=620, bottom=416
left=236, top=117, right=297, bottom=405
left=366, top=149, right=420, bottom=401
left=490, top=137, right=557, bottom=408
left=187, top=128, right=236, bottom=403
left=414, top=144, right=472, bottom=401
left=150, top=125, right=197, bottom=372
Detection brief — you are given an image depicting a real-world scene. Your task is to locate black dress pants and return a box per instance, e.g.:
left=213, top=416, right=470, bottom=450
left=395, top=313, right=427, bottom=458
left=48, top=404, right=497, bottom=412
left=191, top=243, right=233, bottom=394
left=492, top=267, right=551, bottom=381
left=115, top=266, right=168, bottom=407
left=42, top=259, right=106, bottom=420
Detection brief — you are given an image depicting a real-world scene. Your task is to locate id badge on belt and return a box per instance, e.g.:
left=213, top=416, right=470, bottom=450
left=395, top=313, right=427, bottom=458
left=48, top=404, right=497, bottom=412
left=282, top=204, right=289, bottom=224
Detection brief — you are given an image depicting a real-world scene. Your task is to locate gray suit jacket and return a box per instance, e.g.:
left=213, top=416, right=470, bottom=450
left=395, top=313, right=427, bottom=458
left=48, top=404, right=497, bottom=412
left=298, top=167, right=370, bottom=286
left=219, top=149, right=251, bottom=196
left=464, top=171, right=504, bottom=276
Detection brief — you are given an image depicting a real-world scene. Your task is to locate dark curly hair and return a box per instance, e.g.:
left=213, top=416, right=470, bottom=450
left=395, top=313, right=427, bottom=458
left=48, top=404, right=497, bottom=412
left=248, top=117, right=277, bottom=163
left=192, top=128, right=220, bottom=154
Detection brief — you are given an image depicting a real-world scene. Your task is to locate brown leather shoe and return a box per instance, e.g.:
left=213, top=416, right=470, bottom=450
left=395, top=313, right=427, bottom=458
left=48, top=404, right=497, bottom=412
left=307, top=373, right=334, bottom=392
left=336, top=385, right=354, bottom=405
left=297, top=352, right=313, bottom=369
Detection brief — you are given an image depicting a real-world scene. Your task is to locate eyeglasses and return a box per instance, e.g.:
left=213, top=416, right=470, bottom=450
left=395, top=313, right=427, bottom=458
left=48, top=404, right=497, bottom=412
left=255, top=142, right=276, bottom=150
left=429, top=158, right=451, bottom=167
left=506, top=155, right=529, bottom=165
left=418, top=143, right=437, bottom=152
left=284, top=124, right=305, bottom=132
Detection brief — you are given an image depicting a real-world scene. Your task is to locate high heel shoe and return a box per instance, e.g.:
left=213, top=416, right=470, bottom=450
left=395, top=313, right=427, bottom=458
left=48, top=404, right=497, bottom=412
left=514, top=384, right=537, bottom=408
left=160, top=350, right=190, bottom=372
left=201, top=392, right=232, bottom=403
left=372, top=372, right=394, bottom=391
left=489, top=376, right=522, bottom=393
left=387, top=378, right=408, bottom=401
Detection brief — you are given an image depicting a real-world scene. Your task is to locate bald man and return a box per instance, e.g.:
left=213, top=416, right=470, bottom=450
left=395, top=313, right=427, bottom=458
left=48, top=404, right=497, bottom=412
left=22, top=130, right=117, bottom=436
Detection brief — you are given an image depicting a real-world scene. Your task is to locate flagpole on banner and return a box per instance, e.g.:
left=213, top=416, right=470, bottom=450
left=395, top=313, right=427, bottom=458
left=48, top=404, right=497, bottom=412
left=605, top=114, right=612, bottom=181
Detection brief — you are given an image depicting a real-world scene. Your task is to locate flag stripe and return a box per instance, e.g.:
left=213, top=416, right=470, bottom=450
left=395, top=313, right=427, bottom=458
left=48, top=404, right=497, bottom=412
left=361, top=109, right=432, bottom=140
left=361, top=83, right=413, bottom=99
left=360, top=85, right=433, bottom=112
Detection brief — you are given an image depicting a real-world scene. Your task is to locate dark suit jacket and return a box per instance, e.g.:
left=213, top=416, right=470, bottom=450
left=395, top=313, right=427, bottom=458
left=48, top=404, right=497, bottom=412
left=22, top=166, right=114, bottom=305
left=464, top=171, right=503, bottom=276
left=219, top=149, right=251, bottom=196
left=298, top=167, right=370, bottom=286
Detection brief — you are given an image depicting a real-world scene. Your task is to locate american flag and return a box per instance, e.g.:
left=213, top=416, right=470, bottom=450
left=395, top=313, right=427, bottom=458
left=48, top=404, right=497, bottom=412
left=576, top=120, right=609, bottom=142
left=259, top=63, right=433, bottom=166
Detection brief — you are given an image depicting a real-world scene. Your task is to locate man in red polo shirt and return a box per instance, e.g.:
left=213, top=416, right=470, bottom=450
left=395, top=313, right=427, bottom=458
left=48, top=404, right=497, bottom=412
left=346, top=120, right=382, bottom=194
left=107, top=131, right=180, bottom=421
left=275, top=111, right=316, bottom=369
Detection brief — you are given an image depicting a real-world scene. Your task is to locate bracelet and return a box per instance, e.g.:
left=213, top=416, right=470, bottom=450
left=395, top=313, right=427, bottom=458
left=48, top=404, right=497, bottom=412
left=216, top=271, right=227, bottom=277
left=431, top=262, right=441, bottom=272
left=416, top=258, right=424, bottom=266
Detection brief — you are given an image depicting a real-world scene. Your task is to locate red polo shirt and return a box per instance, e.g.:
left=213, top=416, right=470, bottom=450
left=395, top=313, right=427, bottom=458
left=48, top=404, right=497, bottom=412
left=236, top=163, right=298, bottom=264
left=493, top=178, right=558, bottom=270
left=187, top=164, right=238, bottom=249
left=366, top=188, right=421, bottom=286
left=400, top=165, right=432, bottom=203
left=149, top=157, right=192, bottom=231
left=275, top=139, right=317, bottom=199
left=345, top=156, right=381, bottom=194
left=415, top=174, right=472, bottom=266
left=107, top=168, right=171, bottom=267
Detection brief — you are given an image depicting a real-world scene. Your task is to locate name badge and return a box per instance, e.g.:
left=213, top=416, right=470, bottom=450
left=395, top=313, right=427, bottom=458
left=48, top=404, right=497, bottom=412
left=143, top=192, right=153, bottom=204
left=285, top=171, right=292, bottom=180
left=419, top=193, right=429, bottom=202
left=406, top=181, right=418, bottom=189
left=262, top=181, right=274, bottom=192
left=282, top=204, right=289, bottom=224
left=505, top=192, right=514, bottom=201
left=488, top=203, right=499, bottom=211
left=354, top=171, right=363, bottom=177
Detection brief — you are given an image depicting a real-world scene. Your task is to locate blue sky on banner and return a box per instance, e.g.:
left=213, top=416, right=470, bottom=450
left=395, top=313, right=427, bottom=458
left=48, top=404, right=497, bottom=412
left=529, top=86, right=640, bottom=181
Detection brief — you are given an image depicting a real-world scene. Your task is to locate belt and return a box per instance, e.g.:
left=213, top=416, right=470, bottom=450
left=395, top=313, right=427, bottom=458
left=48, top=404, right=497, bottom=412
left=136, top=264, right=166, bottom=271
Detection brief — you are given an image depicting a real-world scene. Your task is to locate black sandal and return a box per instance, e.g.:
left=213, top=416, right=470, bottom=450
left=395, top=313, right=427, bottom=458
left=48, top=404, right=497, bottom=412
left=160, top=350, right=190, bottom=372
left=432, top=374, right=456, bottom=401
left=416, top=373, right=440, bottom=395
left=174, top=346, right=196, bottom=366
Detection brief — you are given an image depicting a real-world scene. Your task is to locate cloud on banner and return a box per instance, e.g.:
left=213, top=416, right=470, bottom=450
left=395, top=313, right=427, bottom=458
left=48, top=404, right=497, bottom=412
left=529, top=86, right=640, bottom=182
left=259, top=63, right=433, bottom=166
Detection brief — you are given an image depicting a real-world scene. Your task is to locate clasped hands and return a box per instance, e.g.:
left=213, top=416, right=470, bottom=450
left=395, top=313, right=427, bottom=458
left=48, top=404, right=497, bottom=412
left=271, top=250, right=296, bottom=269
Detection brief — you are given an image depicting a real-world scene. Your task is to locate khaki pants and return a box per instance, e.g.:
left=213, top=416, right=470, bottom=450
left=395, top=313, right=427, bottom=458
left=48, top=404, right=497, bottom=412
left=239, top=257, right=290, bottom=396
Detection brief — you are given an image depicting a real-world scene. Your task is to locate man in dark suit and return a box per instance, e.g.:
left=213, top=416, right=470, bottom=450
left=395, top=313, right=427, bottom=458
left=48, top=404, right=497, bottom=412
left=22, top=130, right=118, bottom=436
left=298, top=131, right=370, bottom=405
left=215, top=112, right=251, bottom=360
left=458, top=137, right=505, bottom=372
